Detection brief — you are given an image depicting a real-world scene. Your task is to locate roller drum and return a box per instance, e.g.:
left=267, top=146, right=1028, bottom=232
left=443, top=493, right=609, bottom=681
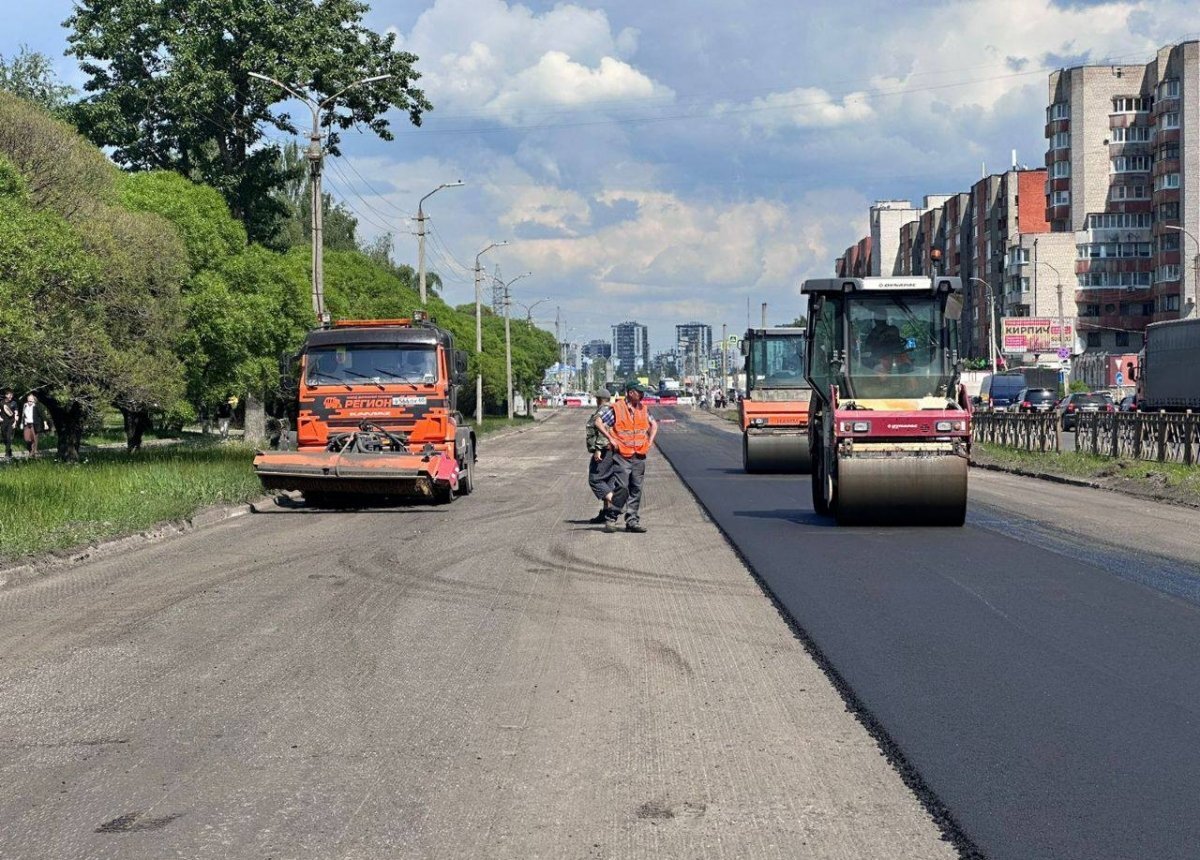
left=742, top=432, right=813, bottom=474
left=834, top=454, right=967, bottom=526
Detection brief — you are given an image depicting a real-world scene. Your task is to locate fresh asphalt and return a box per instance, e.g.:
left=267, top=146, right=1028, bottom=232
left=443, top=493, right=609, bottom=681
left=655, top=407, right=1200, bottom=860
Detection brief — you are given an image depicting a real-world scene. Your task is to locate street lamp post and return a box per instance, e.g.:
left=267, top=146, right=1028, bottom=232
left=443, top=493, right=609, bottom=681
left=249, top=71, right=393, bottom=324
left=496, top=272, right=532, bottom=419
left=968, top=277, right=1000, bottom=372
left=416, top=181, right=464, bottom=306
left=473, top=241, right=508, bottom=426
left=1161, top=224, right=1198, bottom=319
left=513, top=297, right=550, bottom=323
left=1031, top=259, right=1069, bottom=387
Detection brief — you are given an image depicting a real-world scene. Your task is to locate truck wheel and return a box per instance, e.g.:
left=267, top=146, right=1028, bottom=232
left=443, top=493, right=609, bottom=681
left=458, top=442, right=476, bottom=495
left=811, top=440, right=830, bottom=516
left=433, top=482, right=455, bottom=505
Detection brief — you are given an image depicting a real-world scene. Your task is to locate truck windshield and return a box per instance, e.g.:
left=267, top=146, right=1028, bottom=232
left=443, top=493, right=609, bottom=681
left=845, top=295, right=953, bottom=399
left=749, top=334, right=809, bottom=389
left=305, top=345, right=438, bottom=385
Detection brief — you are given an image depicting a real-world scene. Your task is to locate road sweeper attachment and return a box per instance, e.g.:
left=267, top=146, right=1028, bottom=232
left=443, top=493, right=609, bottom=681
left=739, top=327, right=812, bottom=473
left=803, top=276, right=970, bottom=526
left=253, top=318, right=476, bottom=505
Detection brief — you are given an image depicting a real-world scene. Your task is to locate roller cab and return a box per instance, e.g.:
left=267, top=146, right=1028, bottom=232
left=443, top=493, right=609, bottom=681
left=738, top=327, right=812, bottom=473
left=254, top=316, right=476, bottom=505
left=803, top=277, right=971, bottom=526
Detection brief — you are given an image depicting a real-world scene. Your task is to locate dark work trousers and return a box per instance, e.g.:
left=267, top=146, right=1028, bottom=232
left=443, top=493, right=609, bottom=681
left=1, top=423, right=13, bottom=457
left=608, top=453, right=647, bottom=525
left=588, top=449, right=615, bottom=500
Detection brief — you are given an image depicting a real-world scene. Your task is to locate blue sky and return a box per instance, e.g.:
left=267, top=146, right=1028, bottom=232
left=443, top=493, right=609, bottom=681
left=3, top=0, right=1198, bottom=347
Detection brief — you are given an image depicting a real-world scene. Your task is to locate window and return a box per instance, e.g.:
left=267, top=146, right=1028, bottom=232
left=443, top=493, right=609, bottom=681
left=1083, top=304, right=1101, bottom=317
left=1158, top=142, right=1180, bottom=161
left=1154, top=173, right=1181, bottom=191
left=1009, top=247, right=1030, bottom=265
left=1052, top=190, right=1071, bottom=206
left=1086, top=332, right=1103, bottom=347
left=1158, top=233, right=1181, bottom=252
left=1049, top=161, right=1071, bottom=179
left=1161, top=112, right=1180, bottom=129
left=1157, top=79, right=1180, bottom=99
left=1142, top=302, right=1155, bottom=315
left=1111, top=125, right=1152, bottom=142
left=305, top=345, right=438, bottom=386
left=1112, top=96, right=1153, bottom=112
left=1110, top=184, right=1148, bottom=201
left=1048, top=102, right=1070, bottom=120
left=1116, top=331, right=1131, bottom=347
left=1155, top=264, right=1181, bottom=282
left=1077, top=242, right=1152, bottom=259
left=1158, top=202, right=1180, bottom=220
left=1087, top=212, right=1152, bottom=229
left=1163, top=294, right=1181, bottom=312
left=1112, top=155, right=1152, bottom=173
left=1050, top=131, right=1071, bottom=150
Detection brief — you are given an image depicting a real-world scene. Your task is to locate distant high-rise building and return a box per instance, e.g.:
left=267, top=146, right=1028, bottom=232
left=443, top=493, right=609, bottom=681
left=582, top=339, right=612, bottom=360
left=611, top=321, right=649, bottom=374
left=675, top=322, right=712, bottom=379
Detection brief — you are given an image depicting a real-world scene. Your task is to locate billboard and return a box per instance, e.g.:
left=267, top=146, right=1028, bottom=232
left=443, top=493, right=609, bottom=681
left=1001, top=317, right=1074, bottom=354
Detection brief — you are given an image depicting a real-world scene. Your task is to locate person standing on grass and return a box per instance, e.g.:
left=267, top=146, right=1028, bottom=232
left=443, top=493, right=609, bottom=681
left=1, top=390, right=17, bottom=458
left=20, top=393, right=49, bottom=458
left=594, top=381, right=659, bottom=534
left=216, top=397, right=233, bottom=440
left=585, top=388, right=616, bottom=524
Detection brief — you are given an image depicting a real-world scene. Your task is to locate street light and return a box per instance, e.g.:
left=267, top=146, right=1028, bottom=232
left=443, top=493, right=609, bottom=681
left=1161, top=224, right=1198, bottom=319
left=474, top=240, right=509, bottom=426
left=495, top=272, right=532, bottom=419
left=416, top=181, right=464, bottom=306
left=513, top=297, right=551, bottom=323
left=249, top=71, right=393, bottom=323
left=1030, top=258, right=1070, bottom=386
left=967, top=277, right=1001, bottom=372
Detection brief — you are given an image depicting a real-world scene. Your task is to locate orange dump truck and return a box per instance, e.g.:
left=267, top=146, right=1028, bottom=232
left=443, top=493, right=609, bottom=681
left=738, top=327, right=812, bottom=473
left=253, top=316, right=476, bottom=505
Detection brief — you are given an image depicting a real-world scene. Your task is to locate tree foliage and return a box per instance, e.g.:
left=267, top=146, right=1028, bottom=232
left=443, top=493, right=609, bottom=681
left=0, top=46, right=74, bottom=112
left=66, top=0, right=432, bottom=242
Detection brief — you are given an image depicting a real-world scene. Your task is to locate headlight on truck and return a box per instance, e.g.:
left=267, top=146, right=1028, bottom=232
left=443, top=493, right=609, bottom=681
left=935, top=420, right=966, bottom=432
left=841, top=421, right=870, bottom=432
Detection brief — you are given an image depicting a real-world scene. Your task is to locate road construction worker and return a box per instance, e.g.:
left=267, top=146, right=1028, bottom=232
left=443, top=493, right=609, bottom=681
left=595, top=381, right=658, bottom=534
left=585, top=388, right=616, bottom=524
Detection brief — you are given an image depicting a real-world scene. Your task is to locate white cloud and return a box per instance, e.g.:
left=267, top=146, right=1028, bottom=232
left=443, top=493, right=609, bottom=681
left=719, top=87, right=875, bottom=132
left=395, top=0, right=673, bottom=123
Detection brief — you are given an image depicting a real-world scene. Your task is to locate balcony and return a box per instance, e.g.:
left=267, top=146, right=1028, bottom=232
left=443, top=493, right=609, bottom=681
left=1044, top=118, right=1070, bottom=138
left=1076, top=259, right=1154, bottom=276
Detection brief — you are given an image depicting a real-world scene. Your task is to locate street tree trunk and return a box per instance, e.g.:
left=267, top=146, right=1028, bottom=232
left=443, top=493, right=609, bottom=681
left=119, top=405, right=153, bottom=452
left=40, top=394, right=86, bottom=462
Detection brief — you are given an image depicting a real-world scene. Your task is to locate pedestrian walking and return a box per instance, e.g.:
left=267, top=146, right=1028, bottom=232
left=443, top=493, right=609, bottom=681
left=19, top=393, right=49, bottom=458
left=1, top=389, right=18, bottom=458
left=216, top=396, right=234, bottom=440
left=595, top=381, right=659, bottom=534
left=585, top=388, right=616, bottom=523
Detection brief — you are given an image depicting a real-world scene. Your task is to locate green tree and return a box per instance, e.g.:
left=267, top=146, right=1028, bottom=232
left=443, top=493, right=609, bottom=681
left=66, top=0, right=432, bottom=243
left=269, top=142, right=359, bottom=251
left=0, top=46, right=74, bottom=112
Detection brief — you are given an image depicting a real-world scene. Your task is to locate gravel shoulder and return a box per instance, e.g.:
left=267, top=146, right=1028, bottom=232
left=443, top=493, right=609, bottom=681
left=0, top=409, right=953, bottom=860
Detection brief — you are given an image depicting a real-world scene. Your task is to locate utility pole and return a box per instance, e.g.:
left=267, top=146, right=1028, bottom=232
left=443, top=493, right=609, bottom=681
left=761, top=302, right=768, bottom=329
left=721, top=323, right=728, bottom=396
left=416, top=181, right=464, bottom=306
left=249, top=71, right=392, bottom=324
left=555, top=306, right=563, bottom=396
left=969, top=278, right=998, bottom=371
left=497, top=272, right=531, bottom=420
left=473, top=241, right=508, bottom=426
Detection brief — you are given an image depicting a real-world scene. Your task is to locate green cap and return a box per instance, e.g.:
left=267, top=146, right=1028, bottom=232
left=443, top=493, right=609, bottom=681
left=625, top=380, right=646, bottom=393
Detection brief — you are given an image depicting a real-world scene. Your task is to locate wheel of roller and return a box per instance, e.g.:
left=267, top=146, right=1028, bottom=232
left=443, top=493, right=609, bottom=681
left=834, top=455, right=968, bottom=527
left=811, top=441, right=830, bottom=517
left=744, top=432, right=811, bottom=474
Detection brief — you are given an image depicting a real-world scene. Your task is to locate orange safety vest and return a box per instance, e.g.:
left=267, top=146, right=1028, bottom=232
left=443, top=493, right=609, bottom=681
left=612, top=398, right=652, bottom=457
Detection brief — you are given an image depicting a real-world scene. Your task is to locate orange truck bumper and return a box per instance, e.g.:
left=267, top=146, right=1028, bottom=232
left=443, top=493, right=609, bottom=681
left=253, top=448, right=458, bottom=496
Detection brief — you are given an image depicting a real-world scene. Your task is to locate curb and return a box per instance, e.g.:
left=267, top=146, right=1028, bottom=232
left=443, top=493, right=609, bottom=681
left=0, top=494, right=279, bottom=591
left=970, top=460, right=1200, bottom=510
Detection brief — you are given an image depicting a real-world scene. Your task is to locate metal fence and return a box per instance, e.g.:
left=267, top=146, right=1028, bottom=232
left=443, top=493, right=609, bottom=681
left=972, top=412, right=1060, bottom=453
left=972, top=410, right=1200, bottom=466
left=1075, top=411, right=1199, bottom=466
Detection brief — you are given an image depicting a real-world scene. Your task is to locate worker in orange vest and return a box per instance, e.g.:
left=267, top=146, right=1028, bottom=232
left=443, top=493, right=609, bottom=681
left=594, top=380, right=659, bottom=533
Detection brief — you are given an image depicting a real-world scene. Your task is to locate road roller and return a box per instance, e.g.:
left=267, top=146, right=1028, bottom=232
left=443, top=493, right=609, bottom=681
left=739, top=326, right=812, bottom=473
left=803, top=276, right=971, bottom=526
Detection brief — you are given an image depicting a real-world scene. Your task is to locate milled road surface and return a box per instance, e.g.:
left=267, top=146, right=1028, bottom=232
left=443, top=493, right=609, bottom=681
left=0, top=412, right=955, bottom=860
left=657, top=407, right=1200, bottom=860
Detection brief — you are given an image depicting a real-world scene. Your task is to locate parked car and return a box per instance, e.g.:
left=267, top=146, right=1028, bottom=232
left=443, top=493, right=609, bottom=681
left=1013, top=388, right=1058, bottom=413
left=979, top=372, right=1027, bottom=412
left=1056, top=392, right=1114, bottom=430
left=1119, top=394, right=1139, bottom=412
left=1092, top=391, right=1116, bottom=407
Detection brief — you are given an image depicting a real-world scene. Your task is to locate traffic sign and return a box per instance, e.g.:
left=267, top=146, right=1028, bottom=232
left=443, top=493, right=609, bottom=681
left=1057, top=347, right=1070, bottom=359
left=1116, top=371, right=1124, bottom=386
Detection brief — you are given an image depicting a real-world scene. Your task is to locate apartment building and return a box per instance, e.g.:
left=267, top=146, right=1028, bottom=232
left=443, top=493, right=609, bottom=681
left=1047, top=42, right=1198, bottom=353
left=581, top=339, right=612, bottom=360
left=869, top=200, right=924, bottom=276
left=611, top=321, right=649, bottom=374
left=835, top=235, right=873, bottom=277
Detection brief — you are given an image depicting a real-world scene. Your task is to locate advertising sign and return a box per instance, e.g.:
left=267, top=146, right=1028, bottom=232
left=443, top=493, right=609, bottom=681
left=1001, top=317, right=1074, bottom=355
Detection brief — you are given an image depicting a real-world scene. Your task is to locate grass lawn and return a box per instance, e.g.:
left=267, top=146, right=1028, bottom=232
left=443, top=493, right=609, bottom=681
left=976, top=442, right=1200, bottom=506
left=0, top=443, right=261, bottom=562
left=473, top=415, right=538, bottom=435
